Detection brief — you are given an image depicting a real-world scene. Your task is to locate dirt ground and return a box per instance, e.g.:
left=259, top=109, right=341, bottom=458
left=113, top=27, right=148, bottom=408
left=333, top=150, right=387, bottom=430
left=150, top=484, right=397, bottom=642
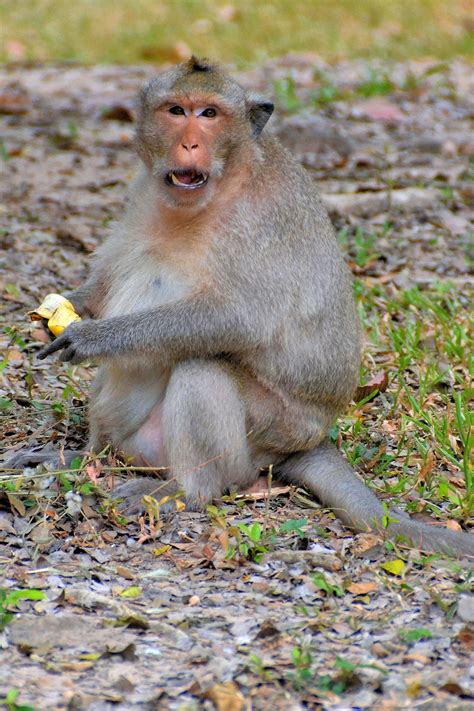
left=0, top=57, right=473, bottom=710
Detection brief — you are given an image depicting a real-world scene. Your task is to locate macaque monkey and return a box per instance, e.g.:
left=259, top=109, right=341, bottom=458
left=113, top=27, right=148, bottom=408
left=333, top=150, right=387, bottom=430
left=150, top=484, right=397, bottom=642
left=15, top=58, right=474, bottom=558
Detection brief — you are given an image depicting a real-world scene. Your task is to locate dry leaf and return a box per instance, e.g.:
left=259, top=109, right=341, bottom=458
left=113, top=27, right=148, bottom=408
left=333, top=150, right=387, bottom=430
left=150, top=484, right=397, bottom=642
left=346, top=581, right=379, bottom=595
left=440, top=682, right=469, bottom=697
left=0, top=89, right=29, bottom=114
left=101, top=104, right=134, bottom=122
left=86, top=463, right=100, bottom=484
left=356, top=371, right=389, bottom=400
left=119, top=586, right=142, bottom=599
left=381, top=559, right=405, bottom=576
left=205, top=681, right=246, bottom=711
left=7, top=493, right=26, bottom=516
left=418, top=450, right=434, bottom=481
left=30, top=521, right=54, bottom=545
left=153, top=544, right=171, bottom=557
left=352, top=533, right=382, bottom=554
left=57, top=661, right=95, bottom=672
left=403, top=653, right=430, bottom=664
left=116, top=565, right=135, bottom=580
left=371, top=642, right=389, bottom=658
left=457, top=626, right=474, bottom=652
left=406, top=679, right=425, bottom=698
left=446, top=519, right=462, bottom=532
left=448, top=433, right=460, bottom=453
left=8, top=348, right=23, bottom=363
left=381, top=419, right=398, bottom=434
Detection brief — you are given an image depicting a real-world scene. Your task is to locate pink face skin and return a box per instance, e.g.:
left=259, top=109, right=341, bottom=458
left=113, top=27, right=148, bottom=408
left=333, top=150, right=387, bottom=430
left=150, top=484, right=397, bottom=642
left=154, top=97, right=231, bottom=207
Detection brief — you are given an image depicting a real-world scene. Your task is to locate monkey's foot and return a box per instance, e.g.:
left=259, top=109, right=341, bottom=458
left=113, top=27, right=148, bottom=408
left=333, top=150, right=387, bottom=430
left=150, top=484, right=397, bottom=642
left=112, top=477, right=186, bottom=516
left=4, top=448, right=84, bottom=471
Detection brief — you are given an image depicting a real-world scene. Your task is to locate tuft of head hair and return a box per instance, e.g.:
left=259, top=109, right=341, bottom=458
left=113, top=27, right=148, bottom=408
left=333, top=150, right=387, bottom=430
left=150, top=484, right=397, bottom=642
left=186, top=56, right=216, bottom=74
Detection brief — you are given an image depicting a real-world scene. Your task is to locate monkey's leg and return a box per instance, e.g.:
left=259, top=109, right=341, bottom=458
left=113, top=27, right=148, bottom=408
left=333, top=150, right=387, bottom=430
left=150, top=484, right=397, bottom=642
left=164, top=359, right=255, bottom=508
left=3, top=448, right=85, bottom=471
left=281, top=440, right=474, bottom=558
left=111, top=403, right=177, bottom=514
left=113, top=359, right=255, bottom=513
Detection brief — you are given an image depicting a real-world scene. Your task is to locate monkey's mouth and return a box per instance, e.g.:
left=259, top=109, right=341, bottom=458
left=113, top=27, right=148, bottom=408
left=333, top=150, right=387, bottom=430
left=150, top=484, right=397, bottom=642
left=165, top=170, right=209, bottom=189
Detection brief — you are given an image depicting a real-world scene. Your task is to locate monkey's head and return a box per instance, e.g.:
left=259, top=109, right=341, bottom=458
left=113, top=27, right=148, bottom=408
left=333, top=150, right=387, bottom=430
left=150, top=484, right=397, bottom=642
left=135, top=57, right=274, bottom=209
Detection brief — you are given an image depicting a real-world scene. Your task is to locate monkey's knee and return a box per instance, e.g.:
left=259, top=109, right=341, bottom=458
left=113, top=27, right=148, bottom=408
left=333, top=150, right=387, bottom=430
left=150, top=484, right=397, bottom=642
left=163, top=359, right=254, bottom=498
left=165, top=359, right=246, bottom=434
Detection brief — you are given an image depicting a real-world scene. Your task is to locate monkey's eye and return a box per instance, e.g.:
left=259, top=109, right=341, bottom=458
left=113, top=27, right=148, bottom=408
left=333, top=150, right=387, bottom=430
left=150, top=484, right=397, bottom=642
left=201, top=107, right=217, bottom=118
left=169, top=106, right=185, bottom=115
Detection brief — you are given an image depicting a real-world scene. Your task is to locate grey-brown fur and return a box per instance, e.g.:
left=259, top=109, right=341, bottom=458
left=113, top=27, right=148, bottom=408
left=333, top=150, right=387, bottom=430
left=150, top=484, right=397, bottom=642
left=30, top=59, right=473, bottom=558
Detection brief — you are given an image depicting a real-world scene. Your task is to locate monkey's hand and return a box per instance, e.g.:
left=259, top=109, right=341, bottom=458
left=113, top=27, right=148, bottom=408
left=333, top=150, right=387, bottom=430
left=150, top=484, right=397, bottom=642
left=38, top=320, right=105, bottom=364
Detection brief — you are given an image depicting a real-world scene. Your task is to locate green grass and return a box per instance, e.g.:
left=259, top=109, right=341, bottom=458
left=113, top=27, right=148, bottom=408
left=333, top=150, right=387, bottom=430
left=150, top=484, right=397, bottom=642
left=338, top=276, right=473, bottom=522
left=0, top=0, right=472, bottom=65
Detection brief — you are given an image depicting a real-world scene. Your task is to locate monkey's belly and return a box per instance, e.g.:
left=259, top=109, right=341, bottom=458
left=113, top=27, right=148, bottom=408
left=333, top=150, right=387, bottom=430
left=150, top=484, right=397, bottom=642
left=91, top=360, right=335, bottom=467
left=120, top=404, right=169, bottom=467
left=90, top=364, right=170, bottom=465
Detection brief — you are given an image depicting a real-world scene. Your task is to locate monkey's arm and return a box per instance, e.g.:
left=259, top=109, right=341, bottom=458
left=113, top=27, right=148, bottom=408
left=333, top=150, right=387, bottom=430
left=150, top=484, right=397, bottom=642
left=38, top=293, right=276, bottom=364
left=64, top=241, right=116, bottom=318
left=66, top=273, right=109, bottom=319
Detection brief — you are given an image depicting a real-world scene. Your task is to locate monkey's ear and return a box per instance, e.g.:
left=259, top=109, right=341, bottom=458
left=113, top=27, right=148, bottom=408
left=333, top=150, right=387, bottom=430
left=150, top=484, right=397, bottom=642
left=247, top=96, right=274, bottom=138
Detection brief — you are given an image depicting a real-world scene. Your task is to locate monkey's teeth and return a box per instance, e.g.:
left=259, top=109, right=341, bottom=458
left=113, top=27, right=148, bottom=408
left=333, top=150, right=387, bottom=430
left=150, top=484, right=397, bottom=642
left=168, top=171, right=208, bottom=188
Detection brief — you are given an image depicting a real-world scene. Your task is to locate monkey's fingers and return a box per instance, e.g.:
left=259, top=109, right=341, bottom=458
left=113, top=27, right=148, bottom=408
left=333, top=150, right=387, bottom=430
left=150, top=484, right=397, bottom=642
left=38, top=334, right=71, bottom=359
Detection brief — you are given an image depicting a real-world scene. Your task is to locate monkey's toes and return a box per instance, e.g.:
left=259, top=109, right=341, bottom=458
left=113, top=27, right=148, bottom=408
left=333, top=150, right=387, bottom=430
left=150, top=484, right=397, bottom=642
left=112, top=477, right=183, bottom=516
left=4, top=448, right=82, bottom=471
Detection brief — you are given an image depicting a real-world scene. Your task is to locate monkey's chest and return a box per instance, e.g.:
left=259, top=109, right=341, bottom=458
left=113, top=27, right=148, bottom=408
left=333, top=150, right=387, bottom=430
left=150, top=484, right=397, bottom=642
left=100, top=260, right=194, bottom=319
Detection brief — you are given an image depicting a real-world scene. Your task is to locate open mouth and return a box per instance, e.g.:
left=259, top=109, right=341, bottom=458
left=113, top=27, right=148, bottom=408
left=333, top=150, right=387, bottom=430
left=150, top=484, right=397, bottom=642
left=165, top=170, right=209, bottom=190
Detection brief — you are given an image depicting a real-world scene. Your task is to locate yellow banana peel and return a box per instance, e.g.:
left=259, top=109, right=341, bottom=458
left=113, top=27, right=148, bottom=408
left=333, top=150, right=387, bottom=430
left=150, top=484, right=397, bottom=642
left=29, top=293, right=81, bottom=336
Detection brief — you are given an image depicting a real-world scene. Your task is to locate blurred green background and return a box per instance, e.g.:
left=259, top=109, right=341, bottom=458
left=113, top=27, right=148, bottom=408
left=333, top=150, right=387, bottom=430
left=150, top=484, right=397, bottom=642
left=1, top=0, right=472, bottom=65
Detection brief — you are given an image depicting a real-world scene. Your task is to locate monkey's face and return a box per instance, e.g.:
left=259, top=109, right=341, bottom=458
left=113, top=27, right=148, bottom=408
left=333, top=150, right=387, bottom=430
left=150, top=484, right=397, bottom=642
left=148, top=96, right=233, bottom=209
left=135, top=59, right=274, bottom=210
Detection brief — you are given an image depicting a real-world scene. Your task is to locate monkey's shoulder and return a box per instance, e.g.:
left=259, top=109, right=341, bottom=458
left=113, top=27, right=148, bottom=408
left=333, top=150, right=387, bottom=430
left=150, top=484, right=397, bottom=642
left=259, top=134, right=322, bottom=188
left=254, top=136, right=335, bottom=229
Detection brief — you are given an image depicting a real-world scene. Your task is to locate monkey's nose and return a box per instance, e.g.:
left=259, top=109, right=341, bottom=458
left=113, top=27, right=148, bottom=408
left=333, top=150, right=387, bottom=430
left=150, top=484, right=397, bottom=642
left=181, top=142, right=199, bottom=151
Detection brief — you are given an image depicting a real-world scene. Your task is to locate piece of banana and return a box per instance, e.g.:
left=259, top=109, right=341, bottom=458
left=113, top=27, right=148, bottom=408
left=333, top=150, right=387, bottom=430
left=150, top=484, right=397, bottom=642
left=29, top=293, right=81, bottom=336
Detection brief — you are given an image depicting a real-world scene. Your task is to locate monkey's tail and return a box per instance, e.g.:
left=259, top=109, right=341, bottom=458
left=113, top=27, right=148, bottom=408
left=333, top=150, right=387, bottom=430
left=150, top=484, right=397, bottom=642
left=281, top=440, right=474, bottom=559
